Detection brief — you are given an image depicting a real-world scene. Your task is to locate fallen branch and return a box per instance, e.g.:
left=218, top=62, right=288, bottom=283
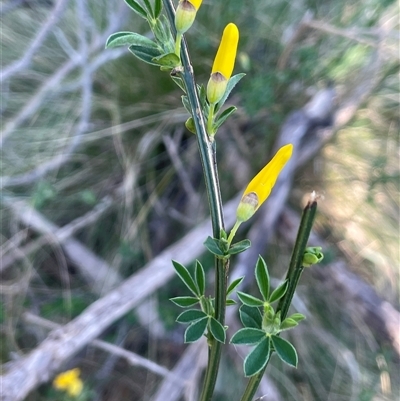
left=0, top=197, right=238, bottom=401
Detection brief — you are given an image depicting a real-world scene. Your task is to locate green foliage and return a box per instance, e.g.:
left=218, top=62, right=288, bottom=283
left=236, top=292, right=264, bottom=308
left=226, top=277, right=244, bottom=296
left=172, top=260, right=200, bottom=297
left=239, top=305, right=262, bottom=329
left=170, top=296, right=199, bottom=307
left=230, top=328, right=265, bottom=345
left=255, top=256, right=270, bottom=301
left=105, top=32, right=160, bottom=49
left=203, top=236, right=251, bottom=257
left=184, top=316, right=208, bottom=343
left=203, top=236, right=226, bottom=257
left=268, top=280, right=289, bottom=303
left=176, top=309, right=207, bottom=323
left=243, top=337, right=270, bottom=377
left=209, top=317, right=226, bottom=344
left=215, top=74, right=246, bottom=113
left=270, top=335, right=298, bottom=368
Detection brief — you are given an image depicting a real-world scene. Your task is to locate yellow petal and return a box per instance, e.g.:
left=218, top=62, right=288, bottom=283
left=211, top=23, right=239, bottom=80
left=188, top=0, right=202, bottom=11
left=244, top=144, right=293, bottom=207
left=236, top=144, right=293, bottom=222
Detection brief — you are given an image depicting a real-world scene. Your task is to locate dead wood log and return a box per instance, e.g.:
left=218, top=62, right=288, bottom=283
left=0, top=198, right=237, bottom=401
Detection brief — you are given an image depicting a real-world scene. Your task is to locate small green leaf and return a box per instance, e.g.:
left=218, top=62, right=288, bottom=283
left=269, top=280, right=289, bottom=303
left=215, top=73, right=246, bottom=112
left=195, top=261, right=205, bottom=295
left=230, top=328, right=265, bottom=345
left=209, top=317, right=226, bottom=343
left=172, top=260, right=200, bottom=297
left=124, top=0, right=148, bottom=19
left=255, top=256, right=270, bottom=301
left=198, top=84, right=207, bottom=108
left=152, top=52, right=180, bottom=68
left=226, top=276, right=244, bottom=296
left=128, top=45, right=161, bottom=66
left=271, top=335, right=298, bottom=367
left=228, top=239, right=251, bottom=255
left=287, top=313, right=306, bottom=323
left=303, top=246, right=324, bottom=267
left=171, top=76, right=186, bottom=92
left=106, top=32, right=159, bottom=49
left=176, top=309, right=207, bottom=323
left=141, top=0, right=154, bottom=18
left=239, top=305, right=262, bottom=329
left=244, top=336, right=270, bottom=377
left=184, top=316, right=208, bottom=343
left=226, top=299, right=236, bottom=306
left=203, top=236, right=225, bottom=256
left=170, top=296, right=199, bottom=308
left=219, top=238, right=230, bottom=254
left=181, top=95, right=191, bottom=114
left=213, top=106, right=237, bottom=132
left=237, top=291, right=264, bottom=307
left=153, top=16, right=173, bottom=50
left=279, top=318, right=298, bottom=331
left=220, top=229, right=227, bottom=240
left=185, top=117, right=196, bottom=134
left=154, top=0, right=162, bottom=18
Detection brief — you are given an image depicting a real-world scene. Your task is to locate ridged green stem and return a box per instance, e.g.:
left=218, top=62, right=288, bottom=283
left=163, top=2, right=227, bottom=401
left=239, top=198, right=318, bottom=401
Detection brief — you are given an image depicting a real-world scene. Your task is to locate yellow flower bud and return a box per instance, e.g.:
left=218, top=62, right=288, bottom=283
left=236, top=144, right=293, bottom=222
left=175, top=0, right=202, bottom=34
left=207, top=23, right=239, bottom=104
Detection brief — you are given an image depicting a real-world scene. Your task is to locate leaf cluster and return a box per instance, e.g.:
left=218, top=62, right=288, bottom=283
left=183, top=74, right=245, bottom=136
left=203, top=228, right=250, bottom=258
left=230, top=256, right=305, bottom=376
left=170, top=260, right=226, bottom=344
left=105, top=0, right=179, bottom=69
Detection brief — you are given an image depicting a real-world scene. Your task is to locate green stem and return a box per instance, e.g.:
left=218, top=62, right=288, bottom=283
left=277, top=198, right=317, bottom=317
left=163, top=2, right=227, bottom=400
left=239, top=198, right=318, bottom=401
left=227, top=220, right=241, bottom=248
left=207, top=103, right=215, bottom=136
left=174, top=32, right=182, bottom=58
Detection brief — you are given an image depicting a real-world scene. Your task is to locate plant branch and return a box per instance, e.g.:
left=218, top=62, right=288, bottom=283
left=239, top=195, right=318, bottom=401
left=163, top=2, right=227, bottom=401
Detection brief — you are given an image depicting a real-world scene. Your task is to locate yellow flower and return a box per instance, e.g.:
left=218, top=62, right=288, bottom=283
left=207, top=23, right=239, bottom=104
left=236, top=144, right=293, bottom=222
left=175, top=0, right=203, bottom=34
left=53, top=368, right=83, bottom=398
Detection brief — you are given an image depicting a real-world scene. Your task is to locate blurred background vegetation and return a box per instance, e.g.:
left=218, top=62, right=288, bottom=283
left=1, top=0, right=399, bottom=400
